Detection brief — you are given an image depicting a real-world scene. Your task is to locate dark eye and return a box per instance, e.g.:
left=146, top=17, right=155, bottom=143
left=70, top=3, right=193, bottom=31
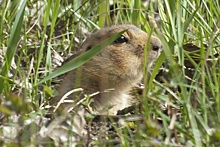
left=114, top=35, right=128, bottom=44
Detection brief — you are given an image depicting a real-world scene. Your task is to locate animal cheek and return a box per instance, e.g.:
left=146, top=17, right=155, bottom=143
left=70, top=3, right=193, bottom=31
left=150, top=50, right=160, bottom=59
left=134, top=45, right=144, bottom=56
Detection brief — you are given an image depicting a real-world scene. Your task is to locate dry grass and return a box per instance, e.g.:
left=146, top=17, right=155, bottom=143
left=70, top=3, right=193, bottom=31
left=0, top=0, right=219, bottom=146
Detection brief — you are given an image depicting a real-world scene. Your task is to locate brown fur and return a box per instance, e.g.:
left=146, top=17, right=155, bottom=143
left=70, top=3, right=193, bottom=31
left=51, top=25, right=162, bottom=115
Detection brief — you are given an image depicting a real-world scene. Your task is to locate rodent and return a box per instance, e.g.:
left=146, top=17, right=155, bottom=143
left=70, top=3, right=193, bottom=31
left=51, top=24, right=162, bottom=115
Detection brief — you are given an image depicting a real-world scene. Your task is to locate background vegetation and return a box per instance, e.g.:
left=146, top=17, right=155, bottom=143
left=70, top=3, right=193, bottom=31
left=0, top=0, right=219, bottom=146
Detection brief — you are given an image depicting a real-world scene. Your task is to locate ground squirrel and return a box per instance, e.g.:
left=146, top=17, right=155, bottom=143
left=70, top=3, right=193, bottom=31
left=51, top=24, right=162, bottom=115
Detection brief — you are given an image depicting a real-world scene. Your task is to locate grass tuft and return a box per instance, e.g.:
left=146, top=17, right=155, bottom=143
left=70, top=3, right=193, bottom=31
left=0, top=0, right=219, bottom=146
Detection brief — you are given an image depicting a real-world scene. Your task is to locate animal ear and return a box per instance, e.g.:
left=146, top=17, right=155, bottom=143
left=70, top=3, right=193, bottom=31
left=86, top=45, right=92, bottom=51
left=81, top=41, right=93, bottom=52
left=82, top=45, right=92, bottom=52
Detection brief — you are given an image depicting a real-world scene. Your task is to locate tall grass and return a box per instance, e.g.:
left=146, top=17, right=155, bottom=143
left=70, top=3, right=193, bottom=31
left=0, top=0, right=219, bottom=146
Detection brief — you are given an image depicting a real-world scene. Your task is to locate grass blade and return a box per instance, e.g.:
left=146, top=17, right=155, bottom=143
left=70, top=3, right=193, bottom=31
left=0, top=0, right=27, bottom=93
left=38, top=30, right=126, bottom=84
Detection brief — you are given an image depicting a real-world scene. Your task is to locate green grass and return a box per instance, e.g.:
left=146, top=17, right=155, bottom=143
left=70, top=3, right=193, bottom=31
left=0, top=0, right=219, bottom=146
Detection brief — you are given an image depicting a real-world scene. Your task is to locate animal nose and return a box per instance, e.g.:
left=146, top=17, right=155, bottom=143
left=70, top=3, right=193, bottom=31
left=150, top=36, right=162, bottom=51
left=152, top=44, right=161, bottom=51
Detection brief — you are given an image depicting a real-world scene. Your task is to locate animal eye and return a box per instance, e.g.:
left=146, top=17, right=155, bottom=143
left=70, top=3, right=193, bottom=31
left=114, top=35, right=128, bottom=44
